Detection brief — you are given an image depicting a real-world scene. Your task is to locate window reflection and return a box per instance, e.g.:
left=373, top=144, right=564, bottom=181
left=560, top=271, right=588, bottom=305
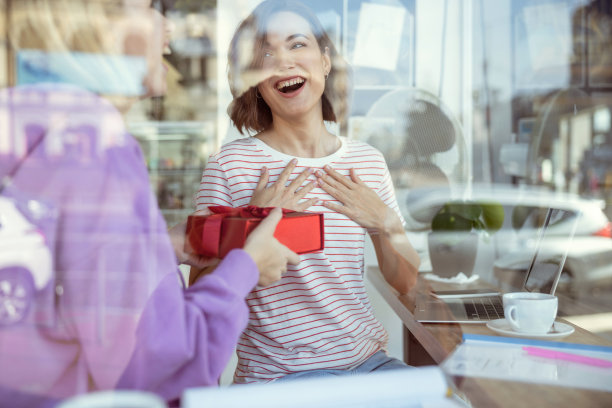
left=475, top=0, right=612, bottom=342
left=1, top=0, right=611, bottom=353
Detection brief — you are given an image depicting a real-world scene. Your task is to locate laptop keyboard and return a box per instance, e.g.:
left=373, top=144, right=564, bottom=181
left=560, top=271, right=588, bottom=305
left=463, top=297, right=505, bottom=320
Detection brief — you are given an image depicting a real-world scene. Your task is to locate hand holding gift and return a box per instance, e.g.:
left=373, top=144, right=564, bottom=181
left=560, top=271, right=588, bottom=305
left=243, top=207, right=301, bottom=286
left=169, top=207, right=218, bottom=270
left=172, top=207, right=305, bottom=287
left=183, top=205, right=324, bottom=287
left=185, top=205, right=324, bottom=258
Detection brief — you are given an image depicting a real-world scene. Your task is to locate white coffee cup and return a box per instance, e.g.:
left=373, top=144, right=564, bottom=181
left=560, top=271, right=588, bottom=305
left=502, top=292, right=558, bottom=334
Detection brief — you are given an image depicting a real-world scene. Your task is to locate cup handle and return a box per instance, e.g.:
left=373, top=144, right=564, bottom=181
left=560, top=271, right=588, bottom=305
left=506, top=305, right=520, bottom=331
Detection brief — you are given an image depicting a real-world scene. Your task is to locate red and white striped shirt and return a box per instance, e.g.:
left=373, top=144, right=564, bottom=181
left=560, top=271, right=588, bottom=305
left=196, top=136, right=404, bottom=383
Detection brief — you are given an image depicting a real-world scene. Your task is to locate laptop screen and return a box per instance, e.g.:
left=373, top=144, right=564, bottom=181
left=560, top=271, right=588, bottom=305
left=522, top=208, right=580, bottom=295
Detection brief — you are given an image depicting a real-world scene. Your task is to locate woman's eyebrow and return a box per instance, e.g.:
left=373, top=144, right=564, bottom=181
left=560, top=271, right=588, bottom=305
left=263, top=33, right=309, bottom=47
left=286, top=33, right=309, bottom=42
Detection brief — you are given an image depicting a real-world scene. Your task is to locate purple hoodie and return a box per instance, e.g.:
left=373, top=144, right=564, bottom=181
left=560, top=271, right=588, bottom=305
left=0, top=84, right=256, bottom=405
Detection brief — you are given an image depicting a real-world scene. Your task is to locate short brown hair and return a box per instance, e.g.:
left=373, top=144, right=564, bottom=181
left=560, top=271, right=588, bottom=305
left=227, top=0, right=351, bottom=135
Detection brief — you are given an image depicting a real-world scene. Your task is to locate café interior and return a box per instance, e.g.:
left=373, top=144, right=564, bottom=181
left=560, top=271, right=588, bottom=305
left=1, top=0, right=612, bottom=407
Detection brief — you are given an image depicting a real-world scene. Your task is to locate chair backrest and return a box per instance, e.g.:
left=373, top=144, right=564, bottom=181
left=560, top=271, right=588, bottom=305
left=360, top=87, right=468, bottom=192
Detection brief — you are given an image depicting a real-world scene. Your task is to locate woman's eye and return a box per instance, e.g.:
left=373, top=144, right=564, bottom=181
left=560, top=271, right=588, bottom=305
left=263, top=50, right=273, bottom=58
left=291, top=42, right=305, bottom=49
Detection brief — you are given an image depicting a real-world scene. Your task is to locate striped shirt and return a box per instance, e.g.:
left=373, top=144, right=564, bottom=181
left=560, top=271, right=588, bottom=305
left=196, top=136, right=404, bottom=383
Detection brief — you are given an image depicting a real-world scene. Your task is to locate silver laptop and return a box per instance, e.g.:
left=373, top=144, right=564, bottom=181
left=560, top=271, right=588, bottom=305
left=415, top=208, right=579, bottom=324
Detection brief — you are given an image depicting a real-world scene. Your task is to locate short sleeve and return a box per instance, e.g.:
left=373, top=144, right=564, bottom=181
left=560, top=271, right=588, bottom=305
left=196, top=155, right=233, bottom=208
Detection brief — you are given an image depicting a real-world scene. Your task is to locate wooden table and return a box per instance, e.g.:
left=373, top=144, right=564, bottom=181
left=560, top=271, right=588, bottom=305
left=367, top=267, right=612, bottom=408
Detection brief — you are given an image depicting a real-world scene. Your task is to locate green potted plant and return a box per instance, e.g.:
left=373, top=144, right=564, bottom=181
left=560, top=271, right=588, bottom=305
left=428, top=201, right=505, bottom=278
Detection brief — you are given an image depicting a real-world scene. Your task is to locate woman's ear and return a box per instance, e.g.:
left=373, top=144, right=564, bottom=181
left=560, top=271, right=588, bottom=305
left=322, top=46, right=331, bottom=76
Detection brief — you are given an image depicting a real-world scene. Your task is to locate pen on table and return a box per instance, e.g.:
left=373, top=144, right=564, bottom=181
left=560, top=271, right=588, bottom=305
left=523, top=346, right=612, bottom=368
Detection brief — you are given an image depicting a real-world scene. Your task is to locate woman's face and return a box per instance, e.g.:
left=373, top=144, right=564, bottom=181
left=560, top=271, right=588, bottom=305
left=256, top=11, right=331, bottom=120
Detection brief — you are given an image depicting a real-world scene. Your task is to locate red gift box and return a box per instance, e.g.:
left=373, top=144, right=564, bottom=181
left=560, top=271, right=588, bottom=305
left=185, top=206, right=325, bottom=258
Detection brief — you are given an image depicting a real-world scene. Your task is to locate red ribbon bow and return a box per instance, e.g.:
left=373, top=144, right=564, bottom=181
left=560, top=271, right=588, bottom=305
left=208, top=205, right=294, bottom=217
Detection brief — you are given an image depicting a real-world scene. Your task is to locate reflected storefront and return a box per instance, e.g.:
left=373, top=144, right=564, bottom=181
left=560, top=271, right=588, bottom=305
left=472, top=0, right=612, bottom=342
left=1, top=0, right=612, bottom=403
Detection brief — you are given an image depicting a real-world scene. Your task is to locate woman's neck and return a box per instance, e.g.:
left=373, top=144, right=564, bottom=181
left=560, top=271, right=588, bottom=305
left=257, top=114, right=339, bottom=158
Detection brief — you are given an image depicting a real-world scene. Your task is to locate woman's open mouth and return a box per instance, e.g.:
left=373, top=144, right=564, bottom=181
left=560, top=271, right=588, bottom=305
left=275, top=77, right=305, bottom=94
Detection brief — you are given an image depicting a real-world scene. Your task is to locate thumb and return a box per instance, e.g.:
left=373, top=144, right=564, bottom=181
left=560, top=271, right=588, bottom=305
left=193, top=207, right=212, bottom=216
left=253, top=207, right=283, bottom=236
left=186, top=255, right=219, bottom=270
left=285, top=247, right=301, bottom=265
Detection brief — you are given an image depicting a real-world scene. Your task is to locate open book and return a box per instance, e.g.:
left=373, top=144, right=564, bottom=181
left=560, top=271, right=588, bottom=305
left=183, top=366, right=466, bottom=408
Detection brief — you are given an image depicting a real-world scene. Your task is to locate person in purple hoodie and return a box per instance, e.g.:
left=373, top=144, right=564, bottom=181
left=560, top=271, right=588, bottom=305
left=0, top=1, right=299, bottom=406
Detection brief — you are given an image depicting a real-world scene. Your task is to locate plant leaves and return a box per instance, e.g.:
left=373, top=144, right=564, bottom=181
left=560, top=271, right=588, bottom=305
left=444, top=202, right=482, bottom=221
left=431, top=211, right=474, bottom=231
left=431, top=201, right=505, bottom=234
left=480, top=202, right=505, bottom=232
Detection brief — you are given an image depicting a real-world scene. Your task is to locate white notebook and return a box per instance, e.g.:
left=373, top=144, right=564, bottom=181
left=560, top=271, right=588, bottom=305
left=182, top=366, right=465, bottom=408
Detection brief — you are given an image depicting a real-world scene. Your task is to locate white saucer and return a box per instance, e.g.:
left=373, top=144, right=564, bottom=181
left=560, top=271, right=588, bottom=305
left=486, top=319, right=575, bottom=340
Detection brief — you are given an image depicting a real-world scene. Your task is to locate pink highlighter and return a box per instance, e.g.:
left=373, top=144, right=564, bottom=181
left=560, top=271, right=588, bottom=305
left=523, top=346, right=612, bottom=368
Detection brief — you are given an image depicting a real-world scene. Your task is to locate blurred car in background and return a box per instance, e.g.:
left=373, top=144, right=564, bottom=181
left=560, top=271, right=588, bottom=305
left=399, top=184, right=612, bottom=296
left=0, top=197, right=53, bottom=325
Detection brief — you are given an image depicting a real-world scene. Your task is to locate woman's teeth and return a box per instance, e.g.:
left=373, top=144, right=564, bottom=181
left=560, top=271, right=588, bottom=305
left=277, top=77, right=305, bottom=92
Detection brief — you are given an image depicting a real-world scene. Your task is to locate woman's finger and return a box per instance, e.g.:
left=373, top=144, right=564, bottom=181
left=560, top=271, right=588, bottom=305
left=294, top=180, right=316, bottom=200
left=287, top=167, right=313, bottom=191
left=318, top=174, right=345, bottom=199
left=276, top=159, right=298, bottom=186
left=255, top=166, right=270, bottom=191
left=284, top=246, right=301, bottom=265
left=322, top=200, right=346, bottom=215
left=192, top=207, right=212, bottom=216
left=323, top=165, right=354, bottom=188
left=253, top=206, right=283, bottom=235
left=187, top=255, right=220, bottom=269
left=349, top=168, right=364, bottom=185
left=294, top=197, right=318, bottom=212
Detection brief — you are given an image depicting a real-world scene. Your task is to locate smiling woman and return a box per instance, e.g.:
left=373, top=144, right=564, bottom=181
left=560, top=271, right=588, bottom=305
left=195, top=0, right=421, bottom=385
left=226, top=0, right=350, bottom=135
left=256, top=11, right=331, bottom=124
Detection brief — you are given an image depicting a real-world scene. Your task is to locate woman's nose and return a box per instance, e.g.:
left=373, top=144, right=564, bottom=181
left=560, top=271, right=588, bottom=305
left=275, top=49, right=295, bottom=70
left=164, top=15, right=175, bottom=39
